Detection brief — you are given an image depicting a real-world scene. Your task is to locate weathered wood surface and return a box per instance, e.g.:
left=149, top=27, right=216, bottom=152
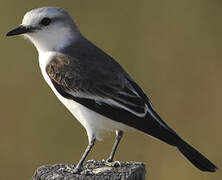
left=31, top=160, right=146, bottom=180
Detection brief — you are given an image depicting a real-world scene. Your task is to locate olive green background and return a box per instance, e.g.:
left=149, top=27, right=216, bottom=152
left=1, top=0, right=221, bottom=179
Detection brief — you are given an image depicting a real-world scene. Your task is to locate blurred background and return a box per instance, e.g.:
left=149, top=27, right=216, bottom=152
left=1, top=0, right=221, bottom=179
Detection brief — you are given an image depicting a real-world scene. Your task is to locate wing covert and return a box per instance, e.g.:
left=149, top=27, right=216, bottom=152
left=46, top=53, right=148, bottom=122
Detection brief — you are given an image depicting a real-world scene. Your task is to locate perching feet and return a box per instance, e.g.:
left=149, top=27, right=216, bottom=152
left=105, top=159, right=121, bottom=167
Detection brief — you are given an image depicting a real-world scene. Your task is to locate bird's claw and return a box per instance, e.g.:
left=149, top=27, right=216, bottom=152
left=63, top=166, right=82, bottom=174
left=106, top=157, right=113, bottom=163
left=105, top=160, right=121, bottom=167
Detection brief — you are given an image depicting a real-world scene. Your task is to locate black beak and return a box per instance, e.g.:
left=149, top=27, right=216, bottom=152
left=6, top=25, right=36, bottom=37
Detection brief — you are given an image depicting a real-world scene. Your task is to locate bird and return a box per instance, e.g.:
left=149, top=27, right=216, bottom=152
left=6, top=7, right=217, bottom=173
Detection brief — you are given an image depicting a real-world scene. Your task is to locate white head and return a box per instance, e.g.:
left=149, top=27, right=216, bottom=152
left=7, top=7, right=80, bottom=52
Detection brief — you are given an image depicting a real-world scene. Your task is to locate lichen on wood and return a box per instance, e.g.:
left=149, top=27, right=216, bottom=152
left=31, top=160, right=146, bottom=180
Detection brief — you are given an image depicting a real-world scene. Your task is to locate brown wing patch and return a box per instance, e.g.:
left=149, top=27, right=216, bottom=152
left=46, top=54, right=79, bottom=89
left=46, top=54, right=69, bottom=81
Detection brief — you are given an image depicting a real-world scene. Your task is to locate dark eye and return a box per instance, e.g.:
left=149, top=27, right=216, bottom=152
left=40, top=17, right=51, bottom=26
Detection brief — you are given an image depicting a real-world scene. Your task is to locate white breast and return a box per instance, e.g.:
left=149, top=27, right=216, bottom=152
left=38, top=51, right=134, bottom=142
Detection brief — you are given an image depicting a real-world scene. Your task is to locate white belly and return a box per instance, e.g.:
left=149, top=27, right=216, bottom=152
left=38, top=51, right=134, bottom=142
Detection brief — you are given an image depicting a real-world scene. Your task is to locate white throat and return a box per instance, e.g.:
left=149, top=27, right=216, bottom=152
left=25, top=26, right=75, bottom=53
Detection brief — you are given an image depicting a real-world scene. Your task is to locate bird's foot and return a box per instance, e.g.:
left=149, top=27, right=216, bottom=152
left=63, top=166, right=82, bottom=174
left=105, top=160, right=121, bottom=167
left=71, top=167, right=82, bottom=174
left=106, top=157, right=113, bottom=163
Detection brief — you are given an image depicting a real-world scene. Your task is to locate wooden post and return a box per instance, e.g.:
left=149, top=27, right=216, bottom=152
left=31, top=160, right=146, bottom=180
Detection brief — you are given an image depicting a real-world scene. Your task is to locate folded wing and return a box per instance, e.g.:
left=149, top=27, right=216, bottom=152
left=46, top=53, right=166, bottom=129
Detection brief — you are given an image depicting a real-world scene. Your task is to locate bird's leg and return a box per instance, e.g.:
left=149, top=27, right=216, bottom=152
left=73, top=136, right=96, bottom=173
left=106, top=130, right=123, bottom=162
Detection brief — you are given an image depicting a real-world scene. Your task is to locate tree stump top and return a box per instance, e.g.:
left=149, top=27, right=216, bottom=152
left=31, top=160, right=146, bottom=180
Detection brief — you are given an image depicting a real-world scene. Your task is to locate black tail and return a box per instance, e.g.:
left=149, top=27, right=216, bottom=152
left=138, top=113, right=218, bottom=172
left=177, top=139, right=217, bottom=172
left=137, top=114, right=218, bottom=172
